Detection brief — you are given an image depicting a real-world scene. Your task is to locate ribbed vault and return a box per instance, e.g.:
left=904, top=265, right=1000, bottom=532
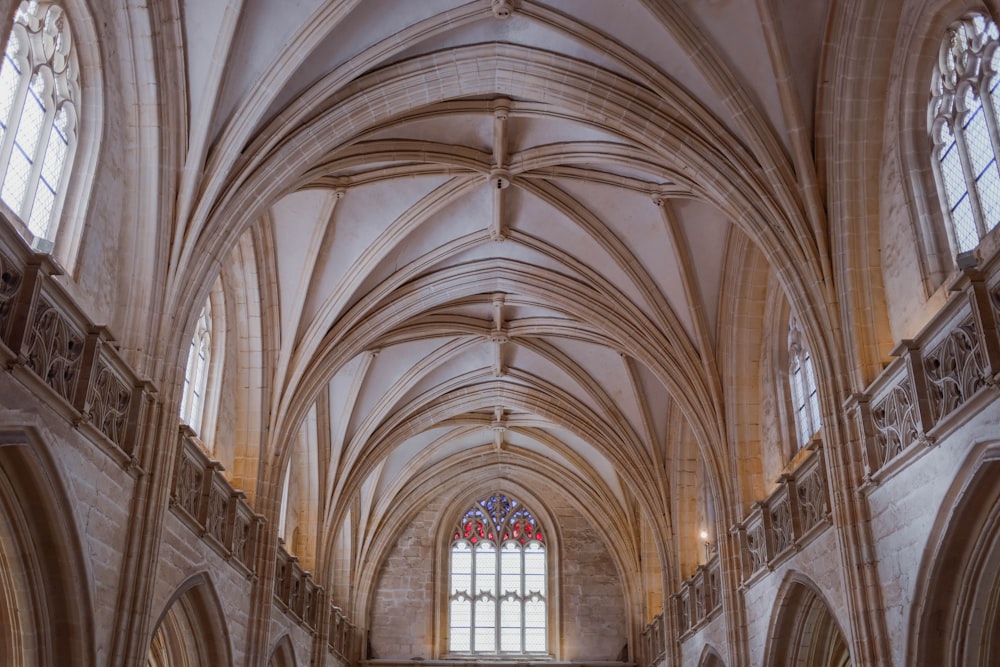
left=152, top=0, right=841, bottom=660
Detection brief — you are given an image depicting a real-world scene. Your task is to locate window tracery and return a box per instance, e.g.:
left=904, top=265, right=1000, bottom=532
left=0, top=1, right=79, bottom=248
left=788, top=316, right=821, bottom=447
left=449, top=493, right=546, bottom=655
left=930, top=13, right=1000, bottom=255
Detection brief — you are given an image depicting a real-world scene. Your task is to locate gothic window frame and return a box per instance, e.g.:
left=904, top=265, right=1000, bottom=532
left=929, top=13, right=1000, bottom=258
left=442, top=491, right=555, bottom=658
left=180, top=281, right=225, bottom=443
left=788, top=316, right=821, bottom=448
left=0, top=1, right=80, bottom=251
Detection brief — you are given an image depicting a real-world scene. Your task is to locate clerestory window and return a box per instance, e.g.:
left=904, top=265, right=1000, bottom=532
left=180, top=299, right=213, bottom=434
left=0, top=1, right=79, bottom=249
left=449, top=493, right=547, bottom=656
left=788, top=316, right=821, bottom=447
left=930, top=13, right=1000, bottom=256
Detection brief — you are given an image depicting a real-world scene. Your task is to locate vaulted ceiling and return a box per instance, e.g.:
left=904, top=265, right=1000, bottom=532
left=173, top=0, right=830, bottom=593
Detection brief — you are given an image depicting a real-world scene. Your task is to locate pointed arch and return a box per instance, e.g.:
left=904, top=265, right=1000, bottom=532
left=267, top=634, right=297, bottom=667
left=911, top=442, right=1000, bottom=666
left=698, top=643, right=726, bottom=667
left=764, top=573, right=851, bottom=667
left=0, top=427, right=95, bottom=667
left=147, top=573, right=233, bottom=667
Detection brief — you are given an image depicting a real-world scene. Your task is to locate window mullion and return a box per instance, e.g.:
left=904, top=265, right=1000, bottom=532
left=520, top=544, right=527, bottom=653
left=470, top=547, right=477, bottom=653
left=976, top=72, right=1000, bottom=235
left=494, top=546, right=501, bottom=653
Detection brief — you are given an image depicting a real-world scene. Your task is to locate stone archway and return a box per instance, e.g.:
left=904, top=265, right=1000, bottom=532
left=912, top=446, right=1000, bottom=666
left=147, top=574, right=233, bottom=667
left=698, top=644, right=726, bottom=666
left=268, top=634, right=297, bottom=667
left=0, top=432, right=95, bottom=667
left=764, top=575, right=850, bottom=667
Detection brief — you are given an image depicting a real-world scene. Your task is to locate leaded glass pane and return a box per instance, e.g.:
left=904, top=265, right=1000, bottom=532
left=500, top=597, right=521, bottom=651
left=940, top=129, right=966, bottom=207
left=953, top=193, right=979, bottom=252
left=939, top=124, right=982, bottom=252
left=452, top=542, right=472, bottom=574
left=525, top=599, right=546, bottom=652
left=475, top=542, right=496, bottom=597
left=965, top=101, right=991, bottom=173
left=790, top=362, right=809, bottom=444
left=525, top=598, right=546, bottom=627
left=501, top=543, right=521, bottom=595
left=474, top=598, right=495, bottom=652
left=524, top=543, right=545, bottom=595
left=525, top=628, right=546, bottom=652
left=27, top=171, right=53, bottom=237
left=450, top=598, right=471, bottom=652
left=2, top=73, right=45, bottom=210
left=0, top=49, right=22, bottom=134
left=804, top=354, right=822, bottom=434
left=451, top=598, right=471, bottom=627
left=452, top=543, right=472, bottom=595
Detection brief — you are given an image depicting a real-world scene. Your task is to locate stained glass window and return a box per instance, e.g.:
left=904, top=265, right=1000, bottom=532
left=449, top=493, right=546, bottom=655
left=0, top=2, right=79, bottom=247
left=930, top=14, right=1000, bottom=256
left=789, top=316, right=821, bottom=448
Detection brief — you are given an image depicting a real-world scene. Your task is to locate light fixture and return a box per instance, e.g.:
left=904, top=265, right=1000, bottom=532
left=700, top=529, right=712, bottom=561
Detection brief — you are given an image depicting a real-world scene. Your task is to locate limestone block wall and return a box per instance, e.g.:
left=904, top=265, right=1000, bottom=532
left=368, top=493, right=628, bottom=661
left=368, top=499, right=441, bottom=659
left=866, top=400, right=1000, bottom=666
left=0, top=372, right=137, bottom=663
left=679, top=613, right=727, bottom=667
left=151, top=509, right=256, bottom=664
left=268, top=608, right=315, bottom=666
left=740, top=525, right=849, bottom=665
left=558, top=503, right=629, bottom=660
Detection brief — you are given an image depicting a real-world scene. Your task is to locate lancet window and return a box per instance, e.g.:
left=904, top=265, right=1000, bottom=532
left=930, top=14, right=1000, bottom=255
left=180, top=300, right=213, bottom=434
left=788, top=316, right=821, bottom=447
left=449, top=493, right=546, bottom=655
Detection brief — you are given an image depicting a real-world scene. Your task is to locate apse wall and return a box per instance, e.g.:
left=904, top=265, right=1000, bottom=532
left=368, top=493, right=628, bottom=660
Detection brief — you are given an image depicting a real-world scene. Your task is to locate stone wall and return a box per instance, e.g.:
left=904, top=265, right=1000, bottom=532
left=368, top=493, right=627, bottom=661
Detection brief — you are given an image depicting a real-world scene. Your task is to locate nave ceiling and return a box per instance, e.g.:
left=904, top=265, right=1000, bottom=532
left=162, top=0, right=832, bottom=604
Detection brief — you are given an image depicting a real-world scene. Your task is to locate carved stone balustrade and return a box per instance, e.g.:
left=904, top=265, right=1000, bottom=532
left=639, top=611, right=665, bottom=667
left=638, top=554, right=723, bottom=665
left=846, top=264, right=1000, bottom=487
left=0, top=220, right=154, bottom=471
left=678, top=555, right=722, bottom=636
left=735, top=448, right=831, bottom=584
left=274, top=543, right=324, bottom=632
left=329, top=603, right=361, bottom=663
left=170, top=428, right=263, bottom=576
